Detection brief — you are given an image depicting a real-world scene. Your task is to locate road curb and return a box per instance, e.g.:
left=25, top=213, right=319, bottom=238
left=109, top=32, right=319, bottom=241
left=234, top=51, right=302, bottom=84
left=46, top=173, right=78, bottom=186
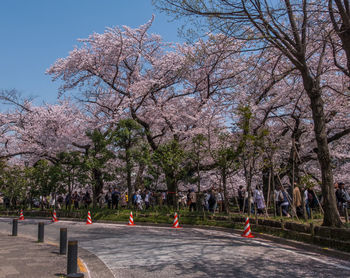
left=78, top=246, right=114, bottom=278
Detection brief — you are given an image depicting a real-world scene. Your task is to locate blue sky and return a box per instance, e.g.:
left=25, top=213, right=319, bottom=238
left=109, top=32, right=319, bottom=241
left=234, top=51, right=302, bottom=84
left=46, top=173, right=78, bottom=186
left=0, top=0, right=182, bottom=105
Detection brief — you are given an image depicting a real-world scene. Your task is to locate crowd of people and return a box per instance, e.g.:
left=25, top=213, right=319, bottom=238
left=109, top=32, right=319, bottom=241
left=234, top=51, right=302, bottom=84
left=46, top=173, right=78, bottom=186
left=49, top=187, right=227, bottom=213
left=236, top=182, right=350, bottom=218
left=127, top=188, right=225, bottom=213
left=237, top=185, right=268, bottom=216
left=1, top=182, right=349, bottom=217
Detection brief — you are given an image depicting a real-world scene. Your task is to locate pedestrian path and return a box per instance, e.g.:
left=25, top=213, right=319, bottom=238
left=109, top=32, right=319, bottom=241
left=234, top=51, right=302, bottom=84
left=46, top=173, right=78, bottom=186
left=0, top=233, right=66, bottom=278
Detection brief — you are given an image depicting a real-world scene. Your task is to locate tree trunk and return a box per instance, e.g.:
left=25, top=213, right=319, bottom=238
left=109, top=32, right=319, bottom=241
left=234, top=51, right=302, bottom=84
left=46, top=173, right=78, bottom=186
left=262, top=165, right=270, bottom=201
left=221, top=168, right=229, bottom=214
left=302, top=72, right=342, bottom=227
left=165, top=171, right=177, bottom=208
left=92, top=168, right=104, bottom=208
left=287, top=119, right=303, bottom=187
left=134, top=163, right=145, bottom=191
left=247, top=177, right=252, bottom=217
left=197, top=161, right=201, bottom=193
left=126, top=150, right=133, bottom=207
left=271, top=168, right=277, bottom=217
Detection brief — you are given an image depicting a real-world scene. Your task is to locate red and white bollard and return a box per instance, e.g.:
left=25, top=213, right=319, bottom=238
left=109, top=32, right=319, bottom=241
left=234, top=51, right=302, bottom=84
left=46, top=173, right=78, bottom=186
left=128, top=212, right=135, bottom=226
left=172, top=212, right=181, bottom=228
left=241, top=217, right=254, bottom=238
left=52, top=210, right=59, bottom=222
left=86, top=211, right=92, bottom=225
left=19, top=209, right=24, bottom=220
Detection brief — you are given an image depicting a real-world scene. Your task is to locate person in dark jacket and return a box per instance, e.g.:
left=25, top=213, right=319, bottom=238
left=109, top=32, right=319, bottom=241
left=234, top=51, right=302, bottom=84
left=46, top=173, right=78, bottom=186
left=112, top=188, right=120, bottom=209
left=83, top=191, right=92, bottom=209
left=238, top=186, right=245, bottom=213
left=208, top=189, right=217, bottom=213
left=105, top=188, right=112, bottom=209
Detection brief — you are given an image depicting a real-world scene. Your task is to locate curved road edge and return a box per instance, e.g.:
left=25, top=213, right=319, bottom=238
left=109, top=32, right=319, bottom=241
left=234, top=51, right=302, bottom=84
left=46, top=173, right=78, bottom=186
left=78, top=246, right=114, bottom=278
left=1, top=215, right=349, bottom=271
left=54, top=216, right=350, bottom=263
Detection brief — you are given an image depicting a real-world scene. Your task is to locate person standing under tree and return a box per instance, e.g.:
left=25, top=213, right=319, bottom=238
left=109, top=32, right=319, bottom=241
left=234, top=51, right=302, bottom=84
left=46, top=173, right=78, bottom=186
left=208, top=188, right=217, bottom=213
left=217, top=189, right=224, bottom=212
left=161, top=191, right=167, bottom=206
left=189, top=189, right=197, bottom=212
left=253, top=185, right=265, bottom=215
left=83, top=191, right=92, bottom=209
left=293, top=183, right=302, bottom=217
left=336, top=182, right=349, bottom=215
left=105, top=188, right=112, bottom=209
left=144, top=190, right=151, bottom=209
left=112, top=188, right=119, bottom=209
left=71, top=192, right=79, bottom=210
left=238, top=186, right=245, bottom=213
left=280, top=187, right=291, bottom=217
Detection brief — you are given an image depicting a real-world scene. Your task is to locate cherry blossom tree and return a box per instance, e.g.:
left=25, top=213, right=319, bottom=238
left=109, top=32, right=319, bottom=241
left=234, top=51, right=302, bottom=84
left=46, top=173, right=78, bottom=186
left=47, top=18, right=247, bottom=206
left=153, top=0, right=350, bottom=226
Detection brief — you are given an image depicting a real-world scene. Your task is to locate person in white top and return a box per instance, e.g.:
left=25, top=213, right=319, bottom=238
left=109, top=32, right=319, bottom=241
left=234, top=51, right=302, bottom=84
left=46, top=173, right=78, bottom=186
left=254, top=185, right=265, bottom=215
left=304, top=187, right=311, bottom=219
left=217, top=190, right=223, bottom=212
left=144, top=190, right=151, bottom=209
left=161, top=191, right=167, bottom=206
left=136, top=191, right=143, bottom=210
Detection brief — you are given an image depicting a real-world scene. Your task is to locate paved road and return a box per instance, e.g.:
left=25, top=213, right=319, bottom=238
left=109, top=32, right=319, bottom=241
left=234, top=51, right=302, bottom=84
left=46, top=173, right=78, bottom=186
left=0, top=217, right=350, bottom=278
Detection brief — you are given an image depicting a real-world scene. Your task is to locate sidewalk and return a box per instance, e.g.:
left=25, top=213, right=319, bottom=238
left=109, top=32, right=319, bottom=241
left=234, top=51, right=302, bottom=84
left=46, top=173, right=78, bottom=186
left=0, top=233, right=67, bottom=278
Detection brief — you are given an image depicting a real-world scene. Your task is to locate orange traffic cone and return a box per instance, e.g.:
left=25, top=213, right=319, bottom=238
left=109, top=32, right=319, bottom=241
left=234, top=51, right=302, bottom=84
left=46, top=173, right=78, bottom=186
left=86, top=211, right=92, bottom=225
left=172, top=212, right=181, bottom=228
left=241, top=217, right=254, bottom=238
left=52, top=210, right=58, bottom=222
left=19, top=209, right=24, bottom=220
left=127, top=211, right=135, bottom=226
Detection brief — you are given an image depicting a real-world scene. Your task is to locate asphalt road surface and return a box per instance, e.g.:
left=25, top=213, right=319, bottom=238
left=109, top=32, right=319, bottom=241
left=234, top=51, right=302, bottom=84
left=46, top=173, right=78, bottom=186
left=0, top=217, right=349, bottom=278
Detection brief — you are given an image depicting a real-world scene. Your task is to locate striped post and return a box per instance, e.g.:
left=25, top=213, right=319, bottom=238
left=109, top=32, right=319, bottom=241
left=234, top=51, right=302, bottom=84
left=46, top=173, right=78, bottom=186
left=241, top=217, right=254, bottom=238
left=128, top=212, right=135, bottom=226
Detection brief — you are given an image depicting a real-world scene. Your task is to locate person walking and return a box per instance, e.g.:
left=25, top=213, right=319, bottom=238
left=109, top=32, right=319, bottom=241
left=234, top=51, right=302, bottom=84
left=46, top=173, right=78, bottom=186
left=336, top=182, right=349, bottom=215
left=83, top=191, right=92, bottom=209
left=112, top=188, right=120, bottom=209
left=161, top=191, right=167, bottom=206
left=303, top=187, right=311, bottom=219
left=144, top=190, right=151, bottom=210
left=208, top=189, right=217, bottom=213
left=293, top=184, right=302, bottom=217
left=204, top=190, right=210, bottom=211
left=189, top=189, right=197, bottom=212
left=275, top=186, right=282, bottom=215
left=135, top=190, right=143, bottom=210
left=280, top=187, right=291, bottom=217
left=186, top=189, right=191, bottom=208
left=254, top=185, right=266, bottom=215
left=217, top=189, right=224, bottom=212
left=4, top=196, right=10, bottom=210
left=72, top=192, right=80, bottom=210
left=105, top=188, right=112, bottom=209
left=238, top=186, right=245, bottom=213
left=65, top=193, right=71, bottom=210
